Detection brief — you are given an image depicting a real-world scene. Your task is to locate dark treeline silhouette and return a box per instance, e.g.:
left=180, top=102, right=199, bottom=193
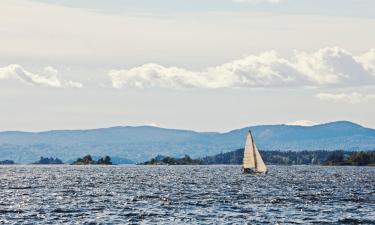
left=324, top=151, right=375, bottom=166
left=33, top=157, right=63, bottom=164
left=142, top=155, right=203, bottom=165
left=201, top=149, right=375, bottom=166
left=72, top=155, right=112, bottom=165
left=0, top=160, right=15, bottom=165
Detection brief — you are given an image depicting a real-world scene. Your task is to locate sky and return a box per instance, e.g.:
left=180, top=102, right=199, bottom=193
left=1, top=0, right=375, bottom=132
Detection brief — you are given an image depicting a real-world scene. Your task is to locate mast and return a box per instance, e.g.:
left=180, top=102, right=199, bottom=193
left=250, top=130, right=258, bottom=170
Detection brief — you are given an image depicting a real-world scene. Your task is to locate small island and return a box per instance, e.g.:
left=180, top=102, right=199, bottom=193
left=141, top=155, right=203, bottom=165
left=0, top=160, right=15, bottom=165
left=33, top=157, right=64, bottom=165
left=71, top=155, right=113, bottom=165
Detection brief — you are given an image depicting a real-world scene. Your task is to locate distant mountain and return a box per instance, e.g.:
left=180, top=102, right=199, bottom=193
left=222, top=121, right=375, bottom=151
left=0, top=121, right=374, bottom=163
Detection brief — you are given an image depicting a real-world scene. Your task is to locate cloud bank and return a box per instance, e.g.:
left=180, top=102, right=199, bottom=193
left=109, top=47, right=375, bottom=89
left=0, top=64, right=82, bottom=88
left=316, top=92, right=375, bottom=104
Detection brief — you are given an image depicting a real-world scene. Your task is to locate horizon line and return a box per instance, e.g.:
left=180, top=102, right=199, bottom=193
left=0, top=120, right=367, bottom=134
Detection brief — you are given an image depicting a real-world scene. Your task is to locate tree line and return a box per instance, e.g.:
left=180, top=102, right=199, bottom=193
left=201, top=149, right=375, bottom=166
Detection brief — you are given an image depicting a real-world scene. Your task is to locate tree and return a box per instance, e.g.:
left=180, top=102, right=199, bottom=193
left=325, top=151, right=345, bottom=165
left=104, top=156, right=112, bottom=164
left=82, top=155, right=93, bottom=164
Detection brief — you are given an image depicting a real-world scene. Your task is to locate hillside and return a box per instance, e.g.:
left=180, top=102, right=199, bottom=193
left=200, top=149, right=375, bottom=166
left=0, top=121, right=374, bottom=163
left=201, top=149, right=354, bottom=165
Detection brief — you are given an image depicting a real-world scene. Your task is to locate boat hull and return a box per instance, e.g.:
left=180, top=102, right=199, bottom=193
left=242, top=167, right=267, bottom=174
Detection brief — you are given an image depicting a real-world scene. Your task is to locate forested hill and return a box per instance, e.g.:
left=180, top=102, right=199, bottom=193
left=201, top=149, right=375, bottom=166
left=201, top=149, right=352, bottom=165
left=0, top=121, right=375, bottom=163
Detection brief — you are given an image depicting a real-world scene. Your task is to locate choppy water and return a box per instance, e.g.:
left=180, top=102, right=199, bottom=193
left=0, top=165, right=374, bottom=224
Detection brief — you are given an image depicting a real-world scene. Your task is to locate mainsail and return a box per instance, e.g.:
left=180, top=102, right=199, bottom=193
left=243, top=132, right=255, bottom=169
left=243, top=131, right=267, bottom=173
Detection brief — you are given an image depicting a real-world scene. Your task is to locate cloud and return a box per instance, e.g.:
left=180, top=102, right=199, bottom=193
left=286, top=120, right=317, bottom=126
left=316, top=92, right=375, bottom=104
left=0, top=64, right=82, bottom=88
left=356, top=49, right=375, bottom=75
left=232, top=0, right=284, bottom=4
left=109, top=47, right=375, bottom=89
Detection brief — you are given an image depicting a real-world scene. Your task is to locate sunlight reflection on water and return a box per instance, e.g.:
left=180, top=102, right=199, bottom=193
left=0, top=165, right=374, bottom=224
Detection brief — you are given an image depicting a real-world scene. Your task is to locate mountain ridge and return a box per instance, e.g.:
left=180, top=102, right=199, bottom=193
left=1, top=121, right=374, bottom=163
left=0, top=120, right=367, bottom=133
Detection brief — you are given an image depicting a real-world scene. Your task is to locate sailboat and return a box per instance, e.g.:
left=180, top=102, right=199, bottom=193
left=242, top=130, right=268, bottom=174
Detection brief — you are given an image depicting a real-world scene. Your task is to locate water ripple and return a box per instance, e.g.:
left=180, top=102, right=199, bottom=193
left=0, top=165, right=374, bottom=224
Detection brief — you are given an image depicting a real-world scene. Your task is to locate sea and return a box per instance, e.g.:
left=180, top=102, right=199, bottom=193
left=0, top=165, right=374, bottom=225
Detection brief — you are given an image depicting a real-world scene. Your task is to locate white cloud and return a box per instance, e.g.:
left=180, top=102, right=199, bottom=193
left=286, top=120, right=317, bottom=126
left=316, top=92, right=375, bottom=104
left=232, top=0, right=284, bottom=4
left=356, top=49, right=375, bottom=75
left=0, top=64, right=82, bottom=88
left=292, top=47, right=374, bottom=86
left=109, top=47, right=375, bottom=89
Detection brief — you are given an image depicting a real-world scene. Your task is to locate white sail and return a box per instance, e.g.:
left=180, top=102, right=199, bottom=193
left=254, top=144, right=267, bottom=173
left=243, top=132, right=255, bottom=169
left=243, top=131, right=268, bottom=173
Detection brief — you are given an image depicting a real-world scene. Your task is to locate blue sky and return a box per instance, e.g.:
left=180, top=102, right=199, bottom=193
left=0, top=0, right=375, bottom=131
